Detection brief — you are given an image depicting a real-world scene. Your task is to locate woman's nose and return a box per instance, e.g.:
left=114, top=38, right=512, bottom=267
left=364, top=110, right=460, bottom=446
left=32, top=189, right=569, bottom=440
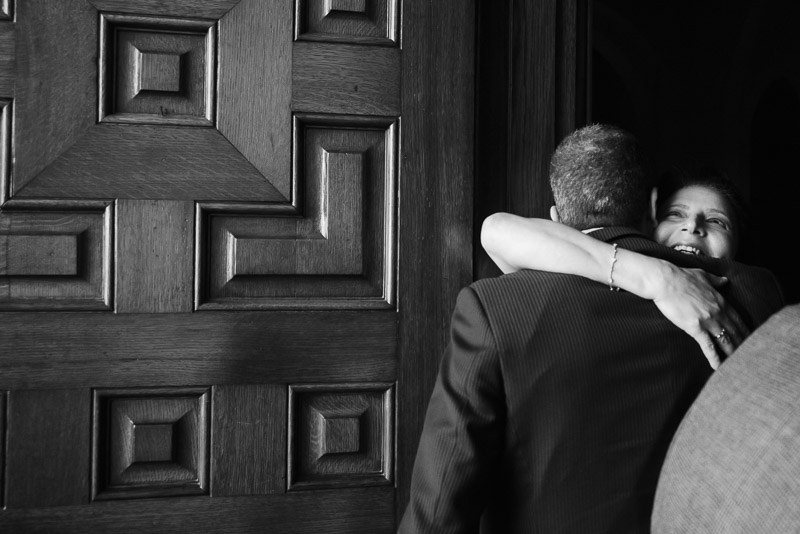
left=682, top=216, right=706, bottom=235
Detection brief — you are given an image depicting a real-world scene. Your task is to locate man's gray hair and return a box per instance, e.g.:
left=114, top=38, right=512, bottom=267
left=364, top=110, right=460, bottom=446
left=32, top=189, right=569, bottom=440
left=549, top=124, right=653, bottom=230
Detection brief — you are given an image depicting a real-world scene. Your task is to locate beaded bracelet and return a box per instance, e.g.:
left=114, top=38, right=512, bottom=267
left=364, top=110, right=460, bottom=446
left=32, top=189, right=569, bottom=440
left=608, top=243, right=620, bottom=291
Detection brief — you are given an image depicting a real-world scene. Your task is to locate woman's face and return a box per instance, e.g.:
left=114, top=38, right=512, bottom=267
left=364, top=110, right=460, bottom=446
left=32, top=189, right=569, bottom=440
left=654, top=185, right=738, bottom=259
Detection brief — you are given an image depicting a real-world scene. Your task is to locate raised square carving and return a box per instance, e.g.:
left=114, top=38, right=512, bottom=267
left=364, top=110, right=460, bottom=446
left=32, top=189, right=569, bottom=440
left=198, top=114, right=397, bottom=310
left=328, top=0, right=367, bottom=14
left=296, top=0, right=398, bottom=45
left=323, top=415, right=361, bottom=454
left=93, top=387, right=210, bottom=500
left=133, top=423, right=175, bottom=463
left=139, top=51, right=183, bottom=93
left=3, top=235, right=78, bottom=276
left=13, top=2, right=291, bottom=202
left=99, top=14, right=215, bottom=126
left=288, top=383, right=393, bottom=490
left=0, top=202, right=112, bottom=311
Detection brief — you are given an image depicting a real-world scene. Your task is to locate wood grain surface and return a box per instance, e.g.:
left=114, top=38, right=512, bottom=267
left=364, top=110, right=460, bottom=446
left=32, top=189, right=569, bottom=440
left=211, top=384, right=287, bottom=496
left=0, top=21, right=12, bottom=96
left=217, top=0, right=293, bottom=199
left=5, top=389, right=91, bottom=509
left=116, top=200, right=194, bottom=313
left=0, top=310, right=397, bottom=389
left=13, top=0, right=97, bottom=192
left=0, top=486, right=395, bottom=533
left=394, top=0, right=476, bottom=519
left=292, top=42, right=400, bottom=116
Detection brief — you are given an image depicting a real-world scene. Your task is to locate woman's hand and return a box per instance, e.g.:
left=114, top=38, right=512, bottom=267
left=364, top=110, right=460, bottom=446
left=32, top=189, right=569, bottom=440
left=650, top=266, right=749, bottom=370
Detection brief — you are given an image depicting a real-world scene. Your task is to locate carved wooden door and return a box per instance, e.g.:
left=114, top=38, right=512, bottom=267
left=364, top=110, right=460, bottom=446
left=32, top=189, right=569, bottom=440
left=0, top=1, right=474, bottom=531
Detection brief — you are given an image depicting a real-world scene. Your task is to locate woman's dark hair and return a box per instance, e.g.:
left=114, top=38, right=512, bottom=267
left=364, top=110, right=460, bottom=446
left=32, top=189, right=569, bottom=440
left=656, top=165, right=751, bottom=246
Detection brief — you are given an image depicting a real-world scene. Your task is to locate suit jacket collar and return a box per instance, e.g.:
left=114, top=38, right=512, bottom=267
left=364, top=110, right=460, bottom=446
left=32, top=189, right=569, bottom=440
left=587, top=226, right=650, bottom=245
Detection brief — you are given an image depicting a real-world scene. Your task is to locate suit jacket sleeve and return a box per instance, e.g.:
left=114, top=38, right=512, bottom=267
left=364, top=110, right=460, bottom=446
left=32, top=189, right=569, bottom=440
left=398, top=286, right=506, bottom=534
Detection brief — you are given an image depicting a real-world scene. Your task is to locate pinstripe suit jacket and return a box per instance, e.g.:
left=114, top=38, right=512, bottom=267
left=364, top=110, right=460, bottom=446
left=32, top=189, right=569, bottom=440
left=398, top=227, right=785, bottom=534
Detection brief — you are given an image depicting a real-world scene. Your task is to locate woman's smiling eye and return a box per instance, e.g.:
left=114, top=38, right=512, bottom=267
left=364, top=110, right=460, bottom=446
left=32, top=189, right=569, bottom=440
left=664, top=209, right=685, bottom=219
left=707, top=218, right=729, bottom=229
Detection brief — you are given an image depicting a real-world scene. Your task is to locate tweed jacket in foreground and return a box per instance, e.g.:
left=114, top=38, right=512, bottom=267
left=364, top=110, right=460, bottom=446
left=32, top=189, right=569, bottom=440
left=652, top=302, right=800, bottom=533
left=399, top=227, right=785, bottom=534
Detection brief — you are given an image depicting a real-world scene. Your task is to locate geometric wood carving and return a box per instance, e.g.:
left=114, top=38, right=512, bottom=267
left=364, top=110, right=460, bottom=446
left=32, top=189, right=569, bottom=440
left=296, top=0, right=399, bottom=46
left=287, top=383, right=393, bottom=491
left=2, top=234, right=78, bottom=275
left=99, top=14, right=215, bottom=126
left=92, top=387, right=210, bottom=501
left=197, top=114, right=397, bottom=310
left=12, top=0, right=291, bottom=202
left=0, top=202, right=113, bottom=310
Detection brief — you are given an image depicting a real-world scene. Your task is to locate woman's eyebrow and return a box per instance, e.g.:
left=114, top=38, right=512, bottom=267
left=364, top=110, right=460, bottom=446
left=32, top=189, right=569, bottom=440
left=706, top=208, right=731, bottom=218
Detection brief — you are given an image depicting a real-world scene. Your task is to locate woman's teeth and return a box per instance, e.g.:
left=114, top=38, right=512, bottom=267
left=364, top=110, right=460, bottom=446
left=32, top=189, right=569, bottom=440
left=673, top=244, right=702, bottom=256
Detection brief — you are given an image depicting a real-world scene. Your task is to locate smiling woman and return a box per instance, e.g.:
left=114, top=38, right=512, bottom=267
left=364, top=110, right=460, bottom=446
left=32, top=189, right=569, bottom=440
left=479, top=162, right=765, bottom=368
left=654, top=167, right=747, bottom=260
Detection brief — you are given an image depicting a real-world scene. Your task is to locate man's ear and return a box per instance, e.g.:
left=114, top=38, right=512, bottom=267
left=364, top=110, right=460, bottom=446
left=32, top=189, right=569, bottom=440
left=550, top=205, right=560, bottom=223
left=649, top=187, right=659, bottom=227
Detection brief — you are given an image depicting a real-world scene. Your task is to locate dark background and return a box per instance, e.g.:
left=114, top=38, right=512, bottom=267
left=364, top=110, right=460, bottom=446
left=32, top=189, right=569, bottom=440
left=592, top=0, right=800, bottom=303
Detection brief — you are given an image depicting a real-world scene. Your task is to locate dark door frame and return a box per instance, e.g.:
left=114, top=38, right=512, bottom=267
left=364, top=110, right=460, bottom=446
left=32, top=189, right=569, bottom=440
left=474, top=0, right=591, bottom=280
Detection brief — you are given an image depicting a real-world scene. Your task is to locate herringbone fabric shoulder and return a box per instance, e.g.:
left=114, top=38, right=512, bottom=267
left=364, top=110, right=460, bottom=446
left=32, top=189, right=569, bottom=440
left=652, top=303, right=800, bottom=534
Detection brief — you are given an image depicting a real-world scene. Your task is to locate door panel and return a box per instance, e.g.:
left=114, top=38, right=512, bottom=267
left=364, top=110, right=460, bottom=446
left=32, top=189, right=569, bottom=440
left=116, top=200, right=194, bottom=313
left=0, top=203, right=111, bottom=309
left=6, top=389, right=91, bottom=509
left=92, top=387, right=211, bottom=501
left=211, top=384, right=286, bottom=496
left=16, top=1, right=290, bottom=201
left=292, top=43, right=400, bottom=115
left=0, top=1, right=476, bottom=530
left=201, top=114, right=395, bottom=309
left=0, top=312, right=396, bottom=388
left=2, top=488, right=396, bottom=533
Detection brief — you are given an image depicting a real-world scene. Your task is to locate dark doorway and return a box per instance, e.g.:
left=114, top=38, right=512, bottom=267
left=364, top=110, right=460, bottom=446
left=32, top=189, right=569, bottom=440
left=592, top=0, right=800, bottom=304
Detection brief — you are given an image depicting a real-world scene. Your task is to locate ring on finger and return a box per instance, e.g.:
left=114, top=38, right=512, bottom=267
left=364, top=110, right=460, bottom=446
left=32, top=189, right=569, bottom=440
left=715, top=328, right=728, bottom=343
